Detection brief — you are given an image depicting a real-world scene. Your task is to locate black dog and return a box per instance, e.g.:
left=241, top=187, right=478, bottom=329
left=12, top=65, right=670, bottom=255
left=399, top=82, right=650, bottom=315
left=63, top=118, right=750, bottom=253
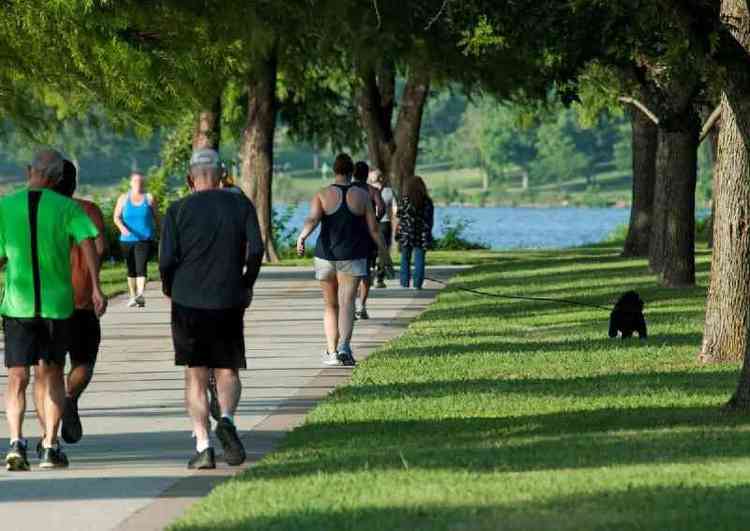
left=609, top=291, right=647, bottom=339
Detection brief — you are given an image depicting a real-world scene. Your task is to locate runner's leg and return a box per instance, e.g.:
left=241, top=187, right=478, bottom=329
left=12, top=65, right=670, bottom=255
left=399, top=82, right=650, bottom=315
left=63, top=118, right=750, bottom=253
left=6, top=367, right=30, bottom=442
left=134, top=241, right=149, bottom=297
left=336, top=272, right=359, bottom=350
left=37, top=361, right=65, bottom=448
left=185, top=367, right=211, bottom=449
left=67, top=363, right=94, bottom=400
left=33, top=369, right=47, bottom=433
left=320, top=278, right=340, bottom=354
left=214, top=368, right=241, bottom=419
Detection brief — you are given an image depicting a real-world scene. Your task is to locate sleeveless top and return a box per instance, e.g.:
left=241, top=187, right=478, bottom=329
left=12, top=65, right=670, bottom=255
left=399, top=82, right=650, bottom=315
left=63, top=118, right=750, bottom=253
left=315, top=184, right=371, bottom=261
left=120, top=192, right=156, bottom=243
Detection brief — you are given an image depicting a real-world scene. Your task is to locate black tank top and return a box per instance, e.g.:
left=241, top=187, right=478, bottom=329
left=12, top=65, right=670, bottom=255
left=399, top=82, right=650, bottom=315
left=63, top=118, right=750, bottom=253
left=315, top=184, right=371, bottom=261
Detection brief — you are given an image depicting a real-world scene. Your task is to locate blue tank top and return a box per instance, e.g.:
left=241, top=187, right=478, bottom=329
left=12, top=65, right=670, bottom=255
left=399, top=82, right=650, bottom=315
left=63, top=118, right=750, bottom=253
left=120, top=192, right=155, bottom=242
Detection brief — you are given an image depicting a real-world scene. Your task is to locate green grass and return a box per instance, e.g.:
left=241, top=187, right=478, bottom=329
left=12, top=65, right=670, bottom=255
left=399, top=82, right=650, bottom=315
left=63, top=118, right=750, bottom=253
left=275, top=250, right=503, bottom=268
left=171, top=244, right=749, bottom=531
left=99, top=263, right=129, bottom=297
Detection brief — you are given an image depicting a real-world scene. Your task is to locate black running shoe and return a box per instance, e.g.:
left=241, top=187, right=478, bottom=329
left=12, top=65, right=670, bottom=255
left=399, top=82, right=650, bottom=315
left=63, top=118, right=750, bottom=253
left=5, top=441, right=30, bottom=472
left=36, top=439, right=44, bottom=459
left=39, top=445, right=69, bottom=469
left=337, top=345, right=357, bottom=367
left=188, top=447, right=216, bottom=470
left=61, top=397, right=83, bottom=444
left=208, top=372, right=221, bottom=423
left=215, top=418, right=246, bottom=466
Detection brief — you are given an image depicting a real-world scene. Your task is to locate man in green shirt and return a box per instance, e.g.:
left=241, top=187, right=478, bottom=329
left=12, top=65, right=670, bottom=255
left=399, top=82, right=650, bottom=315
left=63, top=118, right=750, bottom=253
left=3, top=149, right=107, bottom=471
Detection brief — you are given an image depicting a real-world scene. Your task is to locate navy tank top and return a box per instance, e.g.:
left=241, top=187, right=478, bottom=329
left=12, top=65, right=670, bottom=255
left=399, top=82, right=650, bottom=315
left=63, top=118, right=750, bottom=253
left=315, top=184, right=371, bottom=261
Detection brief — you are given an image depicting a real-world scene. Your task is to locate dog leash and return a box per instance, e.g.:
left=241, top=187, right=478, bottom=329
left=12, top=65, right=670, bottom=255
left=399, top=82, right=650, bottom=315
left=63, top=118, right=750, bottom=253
left=423, top=276, right=612, bottom=312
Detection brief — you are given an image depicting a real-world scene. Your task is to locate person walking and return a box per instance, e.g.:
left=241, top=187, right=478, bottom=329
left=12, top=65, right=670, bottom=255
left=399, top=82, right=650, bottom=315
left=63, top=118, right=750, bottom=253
left=3, top=149, right=106, bottom=471
left=160, top=149, right=264, bottom=470
left=48, top=160, right=107, bottom=446
left=296, top=153, right=392, bottom=367
left=396, top=176, right=434, bottom=290
left=352, top=161, right=384, bottom=320
left=114, top=172, right=158, bottom=308
left=369, top=170, right=395, bottom=288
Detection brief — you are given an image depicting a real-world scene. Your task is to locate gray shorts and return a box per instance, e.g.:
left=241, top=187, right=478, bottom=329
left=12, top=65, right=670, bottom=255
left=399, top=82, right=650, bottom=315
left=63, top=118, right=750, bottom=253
left=314, top=257, right=368, bottom=280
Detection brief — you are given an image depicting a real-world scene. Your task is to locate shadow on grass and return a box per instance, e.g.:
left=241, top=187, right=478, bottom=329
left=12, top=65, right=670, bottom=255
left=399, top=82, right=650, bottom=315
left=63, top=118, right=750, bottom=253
left=246, top=403, right=750, bottom=481
left=384, top=333, right=704, bottom=357
left=174, top=483, right=750, bottom=531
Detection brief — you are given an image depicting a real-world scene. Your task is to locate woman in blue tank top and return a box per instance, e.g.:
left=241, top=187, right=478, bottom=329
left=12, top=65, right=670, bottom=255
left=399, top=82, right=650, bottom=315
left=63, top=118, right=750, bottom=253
left=114, top=172, right=159, bottom=308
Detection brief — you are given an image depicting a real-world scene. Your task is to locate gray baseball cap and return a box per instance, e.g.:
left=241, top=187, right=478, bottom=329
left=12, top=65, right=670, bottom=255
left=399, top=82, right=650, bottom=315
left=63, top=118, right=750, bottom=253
left=189, top=148, right=221, bottom=168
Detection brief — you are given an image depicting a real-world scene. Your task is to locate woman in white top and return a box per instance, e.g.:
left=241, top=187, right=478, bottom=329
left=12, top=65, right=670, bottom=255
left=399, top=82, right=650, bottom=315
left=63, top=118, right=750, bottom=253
left=369, top=170, right=395, bottom=288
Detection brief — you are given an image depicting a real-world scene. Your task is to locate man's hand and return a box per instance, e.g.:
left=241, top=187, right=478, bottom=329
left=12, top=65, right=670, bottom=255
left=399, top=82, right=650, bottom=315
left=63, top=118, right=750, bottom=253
left=92, top=286, right=108, bottom=318
left=297, top=236, right=306, bottom=257
left=244, top=289, right=253, bottom=309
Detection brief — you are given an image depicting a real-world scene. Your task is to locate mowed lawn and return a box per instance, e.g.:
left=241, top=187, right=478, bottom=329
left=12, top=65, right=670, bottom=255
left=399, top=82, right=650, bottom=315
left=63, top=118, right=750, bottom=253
left=171, top=245, right=750, bottom=531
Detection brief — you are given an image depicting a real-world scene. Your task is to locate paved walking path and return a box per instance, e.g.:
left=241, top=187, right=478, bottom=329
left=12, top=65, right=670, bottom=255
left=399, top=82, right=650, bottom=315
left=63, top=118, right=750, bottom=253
left=0, top=266, right=460, bottom=531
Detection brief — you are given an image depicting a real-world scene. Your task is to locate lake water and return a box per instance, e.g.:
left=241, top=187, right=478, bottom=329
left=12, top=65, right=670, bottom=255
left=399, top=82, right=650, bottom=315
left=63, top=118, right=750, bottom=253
left=284, top=204, right=631, bottom=250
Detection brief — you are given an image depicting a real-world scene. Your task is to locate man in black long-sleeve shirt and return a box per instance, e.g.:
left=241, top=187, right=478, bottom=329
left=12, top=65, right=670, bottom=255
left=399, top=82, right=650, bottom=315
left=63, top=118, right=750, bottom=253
left=160, top=148, right=263, bottom=470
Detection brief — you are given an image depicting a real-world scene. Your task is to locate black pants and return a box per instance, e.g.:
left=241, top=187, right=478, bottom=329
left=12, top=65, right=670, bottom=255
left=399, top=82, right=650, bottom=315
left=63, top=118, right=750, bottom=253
left=121, top=241, right=151, bottom=278
left=377, top=222, right=393, bottom=283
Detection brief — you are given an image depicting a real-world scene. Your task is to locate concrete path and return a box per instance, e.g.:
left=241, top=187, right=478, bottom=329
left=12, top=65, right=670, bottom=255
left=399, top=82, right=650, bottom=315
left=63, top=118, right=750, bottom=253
left=0, top=266, right=459, bottom=531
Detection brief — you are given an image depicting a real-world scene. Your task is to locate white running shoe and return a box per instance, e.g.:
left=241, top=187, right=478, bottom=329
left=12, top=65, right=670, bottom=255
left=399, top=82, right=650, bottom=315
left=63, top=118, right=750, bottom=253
left=321, top=351, right=343, bottom=367
left=127, top=297, right=138, bottom=308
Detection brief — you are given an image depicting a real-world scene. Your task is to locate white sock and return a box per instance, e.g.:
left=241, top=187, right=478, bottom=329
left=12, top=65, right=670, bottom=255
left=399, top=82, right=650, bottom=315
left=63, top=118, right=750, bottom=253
left=221, top=414, right=235, bottom=426
left=196, top=438, right=212, bottom=453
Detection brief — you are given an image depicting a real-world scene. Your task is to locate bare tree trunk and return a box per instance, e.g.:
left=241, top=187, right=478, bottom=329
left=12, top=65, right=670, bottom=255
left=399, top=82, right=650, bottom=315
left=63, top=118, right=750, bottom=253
left=714, top=0, right=750, bottom=408
left=700, top=93, right=750, bottom=364
left=240, top=49, right=279, bottom=263
left=357, top=63, right=430, bottom=196
left=705, top=110, right=721, bottom=249
left=623, top=107, right=658, bottom=257
left=650, top=115, right=699, bottom=287
left=192, top=97, right=222, bottom=150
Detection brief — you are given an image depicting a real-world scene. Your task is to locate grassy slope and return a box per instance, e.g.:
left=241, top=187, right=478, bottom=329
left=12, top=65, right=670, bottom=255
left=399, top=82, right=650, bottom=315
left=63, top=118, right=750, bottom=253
left=171, top=244, right=750, bottom=531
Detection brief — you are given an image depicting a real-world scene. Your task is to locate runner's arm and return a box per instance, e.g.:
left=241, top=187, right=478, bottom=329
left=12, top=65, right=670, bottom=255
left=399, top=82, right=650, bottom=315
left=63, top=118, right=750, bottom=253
left=366, top=201, right=390, bottom=261
left=80, top=238, right=107, bottom=317
left=159, top=207, right=179, bottom=298
left=243, top=202, right=264, bottom=291
left=296, top=193, right=324, bottom=255
left=91, top=206, right=107, bottom=271
left=371, top=186, right=385, bottom=220
left=113, top=195, right=130, bottom=236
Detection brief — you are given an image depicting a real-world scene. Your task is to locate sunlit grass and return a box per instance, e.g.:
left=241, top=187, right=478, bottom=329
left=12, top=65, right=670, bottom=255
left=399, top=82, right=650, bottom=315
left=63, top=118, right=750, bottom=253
left=171, top=245, right=748, bottom=531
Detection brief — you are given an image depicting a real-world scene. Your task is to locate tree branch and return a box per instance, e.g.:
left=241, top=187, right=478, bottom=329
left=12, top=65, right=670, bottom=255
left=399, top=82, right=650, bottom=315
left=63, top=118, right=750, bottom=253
left=618, top=96, right=660, bottom=125
left=699, top=104, right=722, bottom=144
left=425, top=0, right=451, bottom=30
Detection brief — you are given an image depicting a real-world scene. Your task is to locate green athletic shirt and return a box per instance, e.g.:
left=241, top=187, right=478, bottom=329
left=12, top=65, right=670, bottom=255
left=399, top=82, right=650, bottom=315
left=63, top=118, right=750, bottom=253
left=0, top=188, right=100, bottom=319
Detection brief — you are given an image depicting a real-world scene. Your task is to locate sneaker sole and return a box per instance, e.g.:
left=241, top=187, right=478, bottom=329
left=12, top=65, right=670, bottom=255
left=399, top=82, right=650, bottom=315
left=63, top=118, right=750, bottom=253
left=6, top=455, right=30, bottom=471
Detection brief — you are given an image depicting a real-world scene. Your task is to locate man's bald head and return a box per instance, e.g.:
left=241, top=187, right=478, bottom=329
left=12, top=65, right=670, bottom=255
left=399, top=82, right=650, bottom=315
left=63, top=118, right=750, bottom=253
left=28, top=149, right=64, bottom=189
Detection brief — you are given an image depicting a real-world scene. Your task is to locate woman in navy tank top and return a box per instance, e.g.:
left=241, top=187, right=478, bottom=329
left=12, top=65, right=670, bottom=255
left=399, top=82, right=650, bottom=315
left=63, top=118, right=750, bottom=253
left=296, top=154, right=392, bottom=367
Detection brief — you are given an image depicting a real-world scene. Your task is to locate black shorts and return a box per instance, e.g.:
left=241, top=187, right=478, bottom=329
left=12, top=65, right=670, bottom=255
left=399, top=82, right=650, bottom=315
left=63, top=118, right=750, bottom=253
left=68, top=310, right=101, bottom=366
left=171, top=302, right=246, bottom=369
left=3, top=317, right=72, bottom=368
left=121, top=241, right=152, bottom=277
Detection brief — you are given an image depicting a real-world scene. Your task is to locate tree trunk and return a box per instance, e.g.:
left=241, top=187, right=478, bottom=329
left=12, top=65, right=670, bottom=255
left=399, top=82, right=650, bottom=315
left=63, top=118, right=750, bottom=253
left=703, top=105, right=721, bottom=249
left=357, top=63, right=430, bottom=196
left=192, top=97, right=222, bottom=150
left=240, top=49, right=279, bottom=263
left=650, top=114, right=699, bottom=287
left=714, top=0, right=750, bottom=408
left=623, top=107, right=658, bottom=257
left=700, top=93, right=750, bottom=365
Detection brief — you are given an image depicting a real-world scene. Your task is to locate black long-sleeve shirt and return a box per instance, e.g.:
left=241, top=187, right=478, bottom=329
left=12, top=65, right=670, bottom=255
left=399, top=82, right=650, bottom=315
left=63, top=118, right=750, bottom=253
left=160, top=189, right=264, bottom=310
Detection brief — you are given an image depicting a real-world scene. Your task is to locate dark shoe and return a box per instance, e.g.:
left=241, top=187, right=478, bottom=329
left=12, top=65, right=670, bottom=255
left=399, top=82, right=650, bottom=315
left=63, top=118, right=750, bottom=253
left=5, top=441, right=30, bottom=472
left=36, top=439, right=44, bottom=459
left=208, top=373, right=221, bottom=423
left=357, top=308, right=370, bottom=320
left=215, top=418, right=246, bottom=466
left=61, top=397, right=83, bottom=444
left=337, top=345, right=357, bottom=367
left=376, top=280, right=386, bottom=289
left=188, top=447, right=216, bottom=470
left=39, top=445, right=69, bottom=469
